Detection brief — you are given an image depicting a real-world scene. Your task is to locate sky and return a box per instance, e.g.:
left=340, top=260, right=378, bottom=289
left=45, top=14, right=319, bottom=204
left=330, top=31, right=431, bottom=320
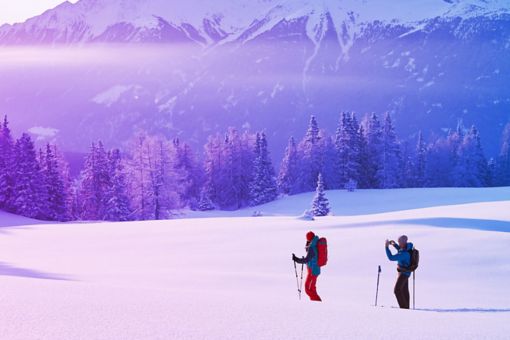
left=0, top=0, right=79, bottom=25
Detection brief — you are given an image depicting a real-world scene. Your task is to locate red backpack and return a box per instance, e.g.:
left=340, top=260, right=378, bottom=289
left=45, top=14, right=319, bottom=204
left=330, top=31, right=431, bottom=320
left=317, top=237, right=328, bottom=267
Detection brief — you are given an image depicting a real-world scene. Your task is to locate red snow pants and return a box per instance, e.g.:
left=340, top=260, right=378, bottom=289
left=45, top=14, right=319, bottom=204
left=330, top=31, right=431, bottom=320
left=305, top=267, right=322, bottom=301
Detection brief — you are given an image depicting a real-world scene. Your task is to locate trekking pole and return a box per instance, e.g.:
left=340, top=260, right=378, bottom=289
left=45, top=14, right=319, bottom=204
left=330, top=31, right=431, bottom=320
left=413, top=271, right=416, bottom=310
left=293, top=260, right=302, bottom=300
left=299, top=263, right=304, bottom=300
left=375, top=265, right=381, bottom=306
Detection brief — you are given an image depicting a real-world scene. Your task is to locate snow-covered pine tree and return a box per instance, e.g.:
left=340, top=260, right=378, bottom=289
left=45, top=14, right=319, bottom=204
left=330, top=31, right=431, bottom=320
left=487, top=157, right=496, bottom=187
left=400, top=132, right=425, bottom=189
left=249, top=132, right=262, bottom=203
left=196, top=187, right=215, bottom=211
left=356, top=124, right=371, bottom=189
left=379, top=113, right=401, bottom=188
left=53, top=146, right=75, bottom=220
left=249, top=132, right=277, bottom=206
left=104, top=149, right=132, bottom=221
left=42, top=143, right=68, bottom=221
left=414, top=131, right=427, bottom=187
left=68, top=181, right=81, bottom=221
left=447, top=121, right=465, bottom=173
left=334, top=115, right=347, bottom=187
left=217, top=130, right=242, bottom=209
left=347, top=113, right=362, bottom=185
left=127, top=135, right=150, bottom=220
left=400, top=140, right=414, bottom=188
left=11, top=133, right=46, bottom=219
left=453, top=126, right=490, bottom=187
left=495, top=123, right=510, bottom=186
left=335, top=112, right=362, bottom=188
left=345, top=179, right=357, bottom=192
left=320, top=132, right=338, bottom=190
left=425, top=137, right=454, bottom=187
left=150, top=141, right=164, bottom=220
left=37, top=147, right=50, bottom=217
left=239, top=131, right=257, bottom=204
left=202, top=129, right=256, bottom=210
left=425, top=124, right=470, bottom=188
left=202, top=134, right=222, bottom=207
left=126, top=134, right=182, bottom=220
left=311, top=173, right=330, bottom=217
left=365, top=113, right=384, bottom=188
left=230, top=129, right=251, bottom=209
left=79, top=141, right=110, bottom=220
left=0, top=115, right=15, bottom=209
left=277, top=136, right=299, bottom=195
left=151, top=138, right=181, bottom=220
left=297, top=115, right=324, bottom=193
left=170, top=138, right=202, bottom=208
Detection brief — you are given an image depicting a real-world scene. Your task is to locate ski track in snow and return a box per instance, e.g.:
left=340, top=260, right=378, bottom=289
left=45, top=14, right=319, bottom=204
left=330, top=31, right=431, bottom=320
left=0, top=187, right=509, bottom=339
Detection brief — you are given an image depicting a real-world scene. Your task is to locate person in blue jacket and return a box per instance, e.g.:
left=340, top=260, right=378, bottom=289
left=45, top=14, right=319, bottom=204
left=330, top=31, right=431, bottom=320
left=292, top=231, right=322, bottom=301
left=385, top=235, right=413, bottom=309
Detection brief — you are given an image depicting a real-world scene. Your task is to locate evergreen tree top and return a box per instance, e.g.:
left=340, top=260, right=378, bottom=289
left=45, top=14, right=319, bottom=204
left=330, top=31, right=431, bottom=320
left=501, top=123, right=510, bottom=157
left=2, top=115, right=8, bottom=130
left=305, top=115, right=320, bottom=143
left=456, top=120, right=465, bottom=137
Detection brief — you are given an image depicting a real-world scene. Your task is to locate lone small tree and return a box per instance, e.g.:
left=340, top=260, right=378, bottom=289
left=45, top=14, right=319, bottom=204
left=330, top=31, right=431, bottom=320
left=311, top=173, right=330, bottom=216
left=196, top=188, right=215, bottom=211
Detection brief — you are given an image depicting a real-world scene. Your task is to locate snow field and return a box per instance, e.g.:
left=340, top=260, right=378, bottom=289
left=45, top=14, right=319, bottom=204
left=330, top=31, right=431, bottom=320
left=0, top=188, right=509, bottom=339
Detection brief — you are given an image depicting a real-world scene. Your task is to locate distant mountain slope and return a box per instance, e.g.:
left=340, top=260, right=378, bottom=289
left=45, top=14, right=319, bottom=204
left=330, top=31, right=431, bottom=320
left=0, top=0, right=509, bottom=157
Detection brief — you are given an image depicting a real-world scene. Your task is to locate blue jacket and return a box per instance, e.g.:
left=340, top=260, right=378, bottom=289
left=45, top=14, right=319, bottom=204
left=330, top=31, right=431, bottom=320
left=386, top=242, right=414, bottom=277
left=295, top=236, right=321, bottom=276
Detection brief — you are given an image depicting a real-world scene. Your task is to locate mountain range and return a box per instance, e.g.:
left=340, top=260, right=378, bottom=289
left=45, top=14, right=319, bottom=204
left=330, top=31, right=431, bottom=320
left=0, top=0, right=509, bottom=159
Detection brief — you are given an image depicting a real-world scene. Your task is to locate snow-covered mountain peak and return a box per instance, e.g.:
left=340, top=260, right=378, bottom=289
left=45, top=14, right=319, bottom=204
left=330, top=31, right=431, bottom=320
left=278, top=0, right=509, bottom=23
left=0, top=0, right=508, bottom=45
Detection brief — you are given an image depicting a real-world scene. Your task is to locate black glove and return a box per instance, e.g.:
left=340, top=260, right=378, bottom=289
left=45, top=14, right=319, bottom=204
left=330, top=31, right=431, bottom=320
left=292, top=253, right=298, bottom=262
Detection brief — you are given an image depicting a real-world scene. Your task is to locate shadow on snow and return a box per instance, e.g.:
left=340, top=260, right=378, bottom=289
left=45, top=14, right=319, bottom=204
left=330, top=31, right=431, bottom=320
left=327, top=217, right=510, bottom=233
left=0, top=262, right=74, bottom=281
left=416, top=308, right=510, bottom=313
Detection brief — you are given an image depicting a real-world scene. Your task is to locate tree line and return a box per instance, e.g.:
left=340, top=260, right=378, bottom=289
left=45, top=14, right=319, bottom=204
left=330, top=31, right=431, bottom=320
left=0, top=114, right=509, bottom=221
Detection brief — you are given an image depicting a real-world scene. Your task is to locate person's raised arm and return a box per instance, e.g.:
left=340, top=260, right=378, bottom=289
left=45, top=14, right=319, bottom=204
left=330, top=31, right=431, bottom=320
left=390, top=240, right=400, bottom=251
left=386, top=240, right=404, bottom=261
left=386, top=246, right=406, bottom=262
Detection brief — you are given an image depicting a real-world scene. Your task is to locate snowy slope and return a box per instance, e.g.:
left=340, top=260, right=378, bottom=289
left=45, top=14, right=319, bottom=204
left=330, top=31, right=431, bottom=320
left=0, top=187, right=509, bottom=339
left=185, top=186, right=510, bottom=218
left=0, top=210, right=47, bottom=227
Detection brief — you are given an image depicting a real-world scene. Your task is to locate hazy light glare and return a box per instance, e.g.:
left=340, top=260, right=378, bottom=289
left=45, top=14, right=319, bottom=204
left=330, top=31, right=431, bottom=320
left=0, top=44, right=202, bottom=67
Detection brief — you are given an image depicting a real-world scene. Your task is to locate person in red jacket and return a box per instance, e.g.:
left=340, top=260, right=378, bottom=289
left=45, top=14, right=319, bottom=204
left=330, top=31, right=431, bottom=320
left=292, top=231, right=322, bottom=301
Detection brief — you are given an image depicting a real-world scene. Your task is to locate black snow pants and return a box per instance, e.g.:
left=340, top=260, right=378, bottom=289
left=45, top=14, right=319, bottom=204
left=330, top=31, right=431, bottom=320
left=394, top=273, right=410, bottom=309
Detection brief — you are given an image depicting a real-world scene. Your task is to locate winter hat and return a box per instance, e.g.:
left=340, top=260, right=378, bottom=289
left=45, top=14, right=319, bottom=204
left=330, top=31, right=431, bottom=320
left=306, top=231, right=315, bottom=241
left=398, top=235, right=408, bottom=243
